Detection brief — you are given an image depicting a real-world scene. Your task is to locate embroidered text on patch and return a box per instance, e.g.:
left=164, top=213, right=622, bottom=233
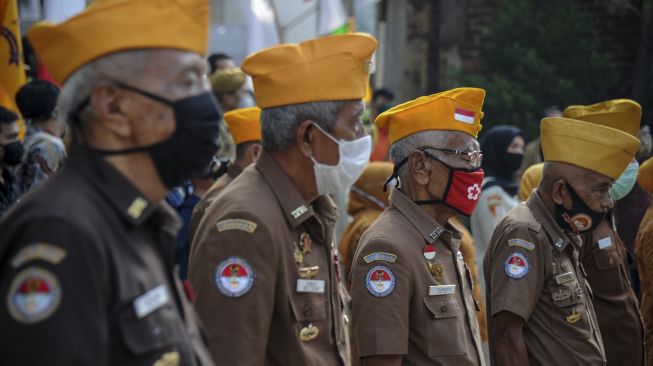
left=216, top=219, right=258, bottom=233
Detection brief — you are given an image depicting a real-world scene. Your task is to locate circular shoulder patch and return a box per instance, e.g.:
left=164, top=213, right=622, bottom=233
left=7, top=266, right=62, bottom=324
left=214, top=257, right=255, bottom=298
left=505, top=253, right=529, bottom=279
left=365, top=265, right=396, bottom=297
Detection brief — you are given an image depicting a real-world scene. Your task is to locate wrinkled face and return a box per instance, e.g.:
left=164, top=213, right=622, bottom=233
left=0, top=121, right=20, bottom=161
left=561, top=170, right=614, bottom=213
left=217, top=85, right=247, bottom=113
left=309, top=100, right=366, bottom=166
left=92, top=50, right=209, bottom=148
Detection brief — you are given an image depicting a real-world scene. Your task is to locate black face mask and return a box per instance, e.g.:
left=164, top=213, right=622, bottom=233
left=73, top=82, right=221, bottom=189
left=502, top=152, right=523, bottom=173
left=555, top=181, right=606, bottom=234
left=2, top=141, right=24, bottom=166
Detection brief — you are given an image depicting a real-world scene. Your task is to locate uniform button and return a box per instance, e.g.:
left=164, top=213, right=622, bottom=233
left=440, top=306, right=447, bottom=312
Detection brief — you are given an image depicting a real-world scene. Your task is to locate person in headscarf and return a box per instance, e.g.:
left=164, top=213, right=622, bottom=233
left=471, top=124, right=524, bottom=291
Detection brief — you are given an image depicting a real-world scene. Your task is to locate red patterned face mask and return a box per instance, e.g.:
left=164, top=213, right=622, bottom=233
left=413, top=151, right=485, bottom=216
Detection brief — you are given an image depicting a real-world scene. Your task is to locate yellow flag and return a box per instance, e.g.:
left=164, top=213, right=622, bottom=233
left=0, top=0, right=26, bottom=136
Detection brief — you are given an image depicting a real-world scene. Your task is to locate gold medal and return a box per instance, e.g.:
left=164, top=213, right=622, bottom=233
left=299, top=232, right=312, bottom=254
left=293, top=248, right=304, bottom=264
left=153, top=352, right=180, bottom=366
left=566, top=309, right=581, bottom=324
left=298, top=265, right=319, bottom=279
left=428, top=261, right=444, bottom=280
left=299, top=323, right=319, bottom=341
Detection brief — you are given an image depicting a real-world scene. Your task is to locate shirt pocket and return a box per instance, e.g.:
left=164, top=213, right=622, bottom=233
left=118, top=302, right=182, bottom=357
left=548, top=282, right=592, bottom=340
left=289, top=295, right=327, bottom=323
left=589, top=247, right=623, bottom=295
left=423, top=296, right=467, bottom=357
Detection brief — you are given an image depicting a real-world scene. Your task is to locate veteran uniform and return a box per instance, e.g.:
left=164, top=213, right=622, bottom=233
left=189, top=107, right=261, bottom=243
left=485, top=117, right=640, bottom=365
left=637, top=203, right=653, bottom=366
left=189, top=34, right=378, bottom=365
left=563, top=100, right=644, bottom=366
left=350, top=89, right=486, bottom=365
left=0, top=2, right=217, bottom=365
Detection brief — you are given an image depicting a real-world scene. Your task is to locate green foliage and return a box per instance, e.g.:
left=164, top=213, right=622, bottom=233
left=459, top=0, right=619, bottom=139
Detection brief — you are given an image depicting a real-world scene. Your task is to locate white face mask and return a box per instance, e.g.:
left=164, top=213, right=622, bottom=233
left=310, top=123, right=372, bottom=195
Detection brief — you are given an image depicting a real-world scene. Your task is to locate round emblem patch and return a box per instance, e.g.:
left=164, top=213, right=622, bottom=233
left=571, top=213, right=592, bottom=231
left=505, top=253, right=529, bottom=279
left=423, top=244, right=436, bottom=260
left=215, top=257, right=255, bottom=297
left=7, top=267, right=62, bottom=324
left=365, top=265, right=396, bottom=297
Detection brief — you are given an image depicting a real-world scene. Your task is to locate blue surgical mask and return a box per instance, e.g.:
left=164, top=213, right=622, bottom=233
left=609, top=161, right=639, bottom=201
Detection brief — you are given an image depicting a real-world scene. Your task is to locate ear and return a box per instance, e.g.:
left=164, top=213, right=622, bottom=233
left=295, top=119, right=316, bottom=157
left=89, top=82, right=132, bottom=139
left=551, top=180, right=566, bottom=205
left=409, top=151, right=431, bottom=186
left=249, top=143, right=262, bottom=160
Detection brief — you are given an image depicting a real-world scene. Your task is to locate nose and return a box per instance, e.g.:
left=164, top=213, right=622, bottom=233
left=601, top=193, right=614, bottom=211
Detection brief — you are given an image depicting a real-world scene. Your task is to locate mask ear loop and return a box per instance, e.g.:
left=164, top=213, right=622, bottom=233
left=384, top=156, right=408, bottom=192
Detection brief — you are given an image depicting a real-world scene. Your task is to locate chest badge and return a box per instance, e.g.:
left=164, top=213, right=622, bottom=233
left=214, top=257, right=255, bottom=298
left=299, top=232, right=312, bottom=254
left=428, top=261, right=444, bottom=280
left=365, top=265, right=396, bottom=297
left=423, top=244, right=436, bottom=260
left=505, top=253, right=529, bottom=279
left=153, top=351, right=180, bottom=366
left=566, top=309, right=581, bottom=324
left=298, top=266, right=320, bottom=279
left=299, top=323, right=320, bottom=341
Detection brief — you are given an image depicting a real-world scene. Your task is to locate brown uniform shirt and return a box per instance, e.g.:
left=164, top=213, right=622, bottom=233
left=580, top=216, right=643, bottom=366
left=0, top=148, right=214, bottom=366
left=189, top=151, right=349, bottom=365
left=189, top=163, right=243, bottom=244
left=350, top=189, right=485, bottom=365
left=484, top=190, right=605, bottom=366
left=636, top=203, right=653, bottom=366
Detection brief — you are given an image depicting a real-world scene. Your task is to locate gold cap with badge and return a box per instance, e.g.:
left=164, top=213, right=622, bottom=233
left=540, top=117, right=640, bottom=180
left=563, top=99, right=642, bottom=138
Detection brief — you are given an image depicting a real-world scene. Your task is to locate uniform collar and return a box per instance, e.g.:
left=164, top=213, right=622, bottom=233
left=226, top=163, right=243, bottom=179
left=66, top=147, right=158, bottom=226
left=255, top=150, right=336, bottom=228
left=526, top=189, right=573, bottom=251
left=389, top=189, right=447, bottom=244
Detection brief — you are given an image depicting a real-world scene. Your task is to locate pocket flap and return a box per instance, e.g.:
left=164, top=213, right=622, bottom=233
left=118, top=305, right=180, bottom=355
left=423, top=297, right=461, bottom=319
left=550, top=285, right=582, bottom=307
left=593, top=251, right=619, bottom=270
left=289, top=295, right=327, bottom=322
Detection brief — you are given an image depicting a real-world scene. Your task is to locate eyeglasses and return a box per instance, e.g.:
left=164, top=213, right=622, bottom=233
left=419, top=146, right=483, bottom=170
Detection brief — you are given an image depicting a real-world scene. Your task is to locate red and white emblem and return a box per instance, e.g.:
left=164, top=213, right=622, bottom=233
left=504, top=253, right=529, bottom=279
left=365, top=265, right=396, bottom=297
left=215, top=257, right=255, bottom=297
left=454, top=108, right=475, bottom=124
left=8, top=267, right=61, bottom=323
left=467, top=183, right=481, bottom=200
left=571, top=214, right=592, bottom=232
left=423, top=244, right=436, bottom=260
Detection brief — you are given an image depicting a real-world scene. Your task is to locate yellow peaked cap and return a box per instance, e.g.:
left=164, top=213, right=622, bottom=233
left=210, top=68, right=247, bottom=93
left=376, top=87, right=485, bottom=144
left=540, top=117, right=640, bottom=180
left=519, top=163, right=544, bottom=201
left=563, top=99, right=642, bottom=138
left=242, top=33, right=378, bottom=108
left=224, top=107, right=262, bottom=145
left=27, top=0, right=209, bottom=84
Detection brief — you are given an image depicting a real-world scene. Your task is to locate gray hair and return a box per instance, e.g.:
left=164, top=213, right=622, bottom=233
left=389, top=130, right=464, bottom=181
left=260, top=100, right=345, bottom=151
left=57, top=50, right=151, bottom=126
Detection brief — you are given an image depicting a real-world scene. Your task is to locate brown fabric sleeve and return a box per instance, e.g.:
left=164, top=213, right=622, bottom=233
left=636, top=210, right=653, bottom=366
left=458, top=226, right=488, bottom=342
left=487, top=223, right=545, bottom=322
left=351, top=238, right=410, bottom=358
left=189, top=212, right=277, bottom=366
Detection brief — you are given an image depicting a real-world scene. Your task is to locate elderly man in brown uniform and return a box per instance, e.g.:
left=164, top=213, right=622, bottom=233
left=485, top=117, right=640, bottom=366
left=190, top=33, right=377, bottom=365
left=0, top=1, right=219, bottom=365
left=350, top=88, right=487, bottom=366
left=189, top=106, right=262, bottom=243
left=563, top=100, right=645, bottom=366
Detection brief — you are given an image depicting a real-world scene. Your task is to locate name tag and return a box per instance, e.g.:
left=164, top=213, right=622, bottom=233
left=297, top=279, right=325, bottom=294
left=598, top=237, right=613, bottom=250
left=134, top=284, right=169, bottom=319
left=429, top=284, right=456, bottom=296
left=555, top=272, right=575, bottom=285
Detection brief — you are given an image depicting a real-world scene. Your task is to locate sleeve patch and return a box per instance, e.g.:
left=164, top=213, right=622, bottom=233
left=216, top=219, right=258, bottom=234
left=504, top=253, right=529, bottom=279
left=11, top=243, right=67, bottom=268
left=365, top=265, right=396, bottom=297
left=214, top=257, right=255, bottom=297
left=363, top=252, right=397, bottom=263
left=7, top=266, right=62, bottom=324
left=508, top=239, right=535, bottom=251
